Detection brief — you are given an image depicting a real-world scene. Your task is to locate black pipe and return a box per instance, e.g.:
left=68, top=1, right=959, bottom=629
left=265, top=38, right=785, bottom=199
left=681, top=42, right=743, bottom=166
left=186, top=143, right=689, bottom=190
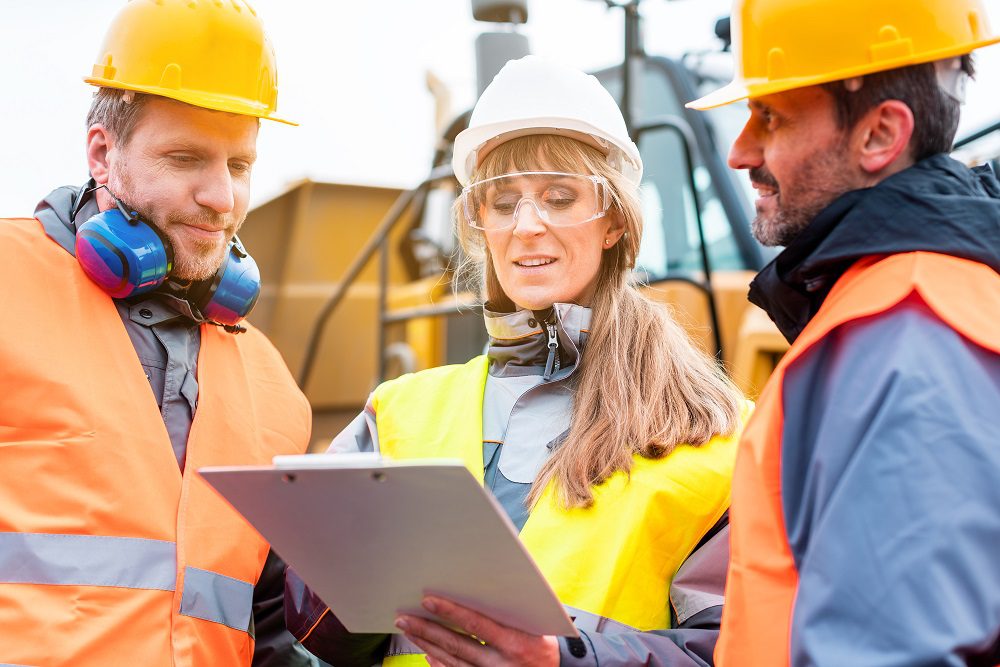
left=297, top=164, right=456, bottom=391
left=635, top=114, right=725, bottom=359
left=954, top=119, right=1000, bottom=149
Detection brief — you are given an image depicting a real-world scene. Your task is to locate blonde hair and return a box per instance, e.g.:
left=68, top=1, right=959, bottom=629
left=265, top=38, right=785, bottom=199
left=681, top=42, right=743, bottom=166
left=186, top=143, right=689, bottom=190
left=454, top=135, right=744, bottom=508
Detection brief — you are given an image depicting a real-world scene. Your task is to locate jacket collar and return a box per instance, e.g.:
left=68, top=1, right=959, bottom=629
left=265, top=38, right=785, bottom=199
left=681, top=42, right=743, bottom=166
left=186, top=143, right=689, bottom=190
left=34, top=181, right=94, bottom=255
left=749, top=154, right=1000, bottom=342
left=484, top=303, right=590, bottom=378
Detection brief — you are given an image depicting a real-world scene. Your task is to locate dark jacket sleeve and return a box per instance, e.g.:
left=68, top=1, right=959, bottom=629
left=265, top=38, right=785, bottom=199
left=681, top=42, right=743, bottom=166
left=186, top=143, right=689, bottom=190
left=252, top=549, right=330, bottom=667
left=780, top=297, right=1000, bottom=666
left=285, top=566, right=389, bottom=666
left=559, top=515, right=729, bottom=667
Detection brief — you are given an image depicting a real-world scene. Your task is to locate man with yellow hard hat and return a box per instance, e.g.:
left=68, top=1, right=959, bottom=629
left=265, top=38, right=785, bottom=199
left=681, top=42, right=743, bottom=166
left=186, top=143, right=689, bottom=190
left=687, top=0, right=1000, bottom=664
left=0, top=2, right=321, bottom=665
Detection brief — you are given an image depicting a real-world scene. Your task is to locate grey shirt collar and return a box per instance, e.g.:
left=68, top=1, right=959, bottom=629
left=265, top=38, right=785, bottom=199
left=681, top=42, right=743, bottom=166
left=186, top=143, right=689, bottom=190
left=483, top=303, right=591, bottom=378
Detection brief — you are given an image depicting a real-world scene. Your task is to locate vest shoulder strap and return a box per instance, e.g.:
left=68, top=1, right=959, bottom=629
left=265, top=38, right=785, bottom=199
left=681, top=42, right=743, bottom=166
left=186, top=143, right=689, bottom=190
left=372, top=355, right=489, bottom=481
left=785, top=252, right=1000, bottom=368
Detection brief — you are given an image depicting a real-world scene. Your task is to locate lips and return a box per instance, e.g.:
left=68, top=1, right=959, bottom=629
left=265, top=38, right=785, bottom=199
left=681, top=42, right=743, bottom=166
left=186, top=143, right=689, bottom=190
left=749, top=167, right=779, bottom=200
left=754, top=185, right=778, bottom=201
left=514, top=257, right=557, bottom=267
left=180, top=226, right=225, bottom=242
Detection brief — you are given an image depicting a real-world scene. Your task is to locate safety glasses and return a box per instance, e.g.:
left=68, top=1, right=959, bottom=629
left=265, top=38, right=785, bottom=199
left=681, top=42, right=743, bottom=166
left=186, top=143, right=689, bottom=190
left=461, top=171, right=611, bottom=231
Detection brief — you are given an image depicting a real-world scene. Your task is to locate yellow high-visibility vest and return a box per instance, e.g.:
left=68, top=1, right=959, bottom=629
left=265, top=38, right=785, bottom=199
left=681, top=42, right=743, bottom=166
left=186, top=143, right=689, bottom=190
left=372, top=355, right=744, bottom=665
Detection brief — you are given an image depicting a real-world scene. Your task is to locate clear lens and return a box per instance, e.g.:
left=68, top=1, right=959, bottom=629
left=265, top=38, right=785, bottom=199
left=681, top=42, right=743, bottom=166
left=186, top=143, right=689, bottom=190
left=462, top=171, right=610, bottom=231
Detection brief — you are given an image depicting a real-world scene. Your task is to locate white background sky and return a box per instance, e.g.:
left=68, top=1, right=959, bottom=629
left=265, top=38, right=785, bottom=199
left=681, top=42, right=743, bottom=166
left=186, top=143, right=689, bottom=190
left=3, top=0, right=1000, bottom=215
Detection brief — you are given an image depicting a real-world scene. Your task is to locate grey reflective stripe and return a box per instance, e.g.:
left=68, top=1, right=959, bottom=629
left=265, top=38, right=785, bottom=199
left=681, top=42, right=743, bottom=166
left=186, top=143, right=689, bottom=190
left=386, top=634, right=423, bottom=657
left=564, top=605, right=639, bottom=635
left=669, top=523, right=729, bottom=625
left=1, top=663, right=40, bottom=666
left=0, top=532, right=176, bottom=590
left=179, top=566, right=254, bottom=632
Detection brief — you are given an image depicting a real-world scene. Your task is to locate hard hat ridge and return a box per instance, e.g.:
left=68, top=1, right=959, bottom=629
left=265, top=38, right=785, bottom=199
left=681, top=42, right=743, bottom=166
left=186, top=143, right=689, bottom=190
left=688, top=0, right=1000, bottom=110
left=453, top=56, right=643, bottom=186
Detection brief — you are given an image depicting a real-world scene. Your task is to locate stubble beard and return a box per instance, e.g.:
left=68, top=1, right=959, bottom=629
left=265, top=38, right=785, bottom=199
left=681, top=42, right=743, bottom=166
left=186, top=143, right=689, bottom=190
left=750, top=147, right=858, bottom=248
left=109, top=168, right=242, bottom=281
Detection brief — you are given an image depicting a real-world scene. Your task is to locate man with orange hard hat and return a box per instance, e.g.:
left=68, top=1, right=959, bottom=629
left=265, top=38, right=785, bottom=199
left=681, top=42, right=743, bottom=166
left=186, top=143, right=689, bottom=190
left=687, top=0, right=1000, bottom=664
left=0, top=2, right=322, bottom=665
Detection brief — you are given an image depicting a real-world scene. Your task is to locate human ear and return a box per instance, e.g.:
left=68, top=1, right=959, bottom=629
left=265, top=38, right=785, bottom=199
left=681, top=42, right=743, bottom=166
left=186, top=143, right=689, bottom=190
left=602, top=211, right=627, bottom=248
left=856, top=100, right=915, bottom=175
left=86, top=125, right=114, bottom=185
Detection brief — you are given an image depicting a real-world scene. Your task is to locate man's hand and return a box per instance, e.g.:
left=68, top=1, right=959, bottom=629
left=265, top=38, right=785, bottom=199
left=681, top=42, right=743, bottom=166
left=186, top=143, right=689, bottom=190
left=395, top=595, right=561, bottom=667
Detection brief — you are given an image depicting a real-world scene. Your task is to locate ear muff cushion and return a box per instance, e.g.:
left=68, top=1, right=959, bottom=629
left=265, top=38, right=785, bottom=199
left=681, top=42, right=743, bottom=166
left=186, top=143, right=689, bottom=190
left=75, top=209, right=172, bottom=298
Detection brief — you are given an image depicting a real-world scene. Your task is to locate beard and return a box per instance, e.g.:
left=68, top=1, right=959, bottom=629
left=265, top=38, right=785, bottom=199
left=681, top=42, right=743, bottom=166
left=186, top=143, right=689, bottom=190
left=749, top=147, right=859, bottom=248
left=156, top=209, right=237, bottom=281
left=109, top=169, right=242, bottom=281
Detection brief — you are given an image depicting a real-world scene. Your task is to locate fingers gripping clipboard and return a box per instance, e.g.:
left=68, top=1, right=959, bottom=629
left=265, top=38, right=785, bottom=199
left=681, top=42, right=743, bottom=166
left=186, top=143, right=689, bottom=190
left=199, top=454, right=577, bottom=636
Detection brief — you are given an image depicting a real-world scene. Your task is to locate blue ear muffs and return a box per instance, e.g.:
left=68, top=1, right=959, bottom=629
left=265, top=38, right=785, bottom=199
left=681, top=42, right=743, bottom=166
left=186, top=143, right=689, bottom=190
left=187, top=237, right=261, bottom=327
left=75, top=189, right=260, bottom=329
left=76, top=206, right=174, bottom=299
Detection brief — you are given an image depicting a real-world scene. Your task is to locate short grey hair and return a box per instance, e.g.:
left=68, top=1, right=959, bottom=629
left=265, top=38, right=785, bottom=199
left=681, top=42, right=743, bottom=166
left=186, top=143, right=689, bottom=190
left=85, top=88, right=151, bottom=145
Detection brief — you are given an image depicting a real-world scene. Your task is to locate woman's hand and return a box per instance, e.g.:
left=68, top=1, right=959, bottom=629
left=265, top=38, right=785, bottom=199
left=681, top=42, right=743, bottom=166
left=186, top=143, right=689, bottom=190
left=395, top=595, right=560, bottom=667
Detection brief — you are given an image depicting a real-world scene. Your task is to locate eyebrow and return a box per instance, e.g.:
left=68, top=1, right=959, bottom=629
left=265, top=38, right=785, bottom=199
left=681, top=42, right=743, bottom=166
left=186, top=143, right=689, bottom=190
left=152, top=140, right=257, bottom=163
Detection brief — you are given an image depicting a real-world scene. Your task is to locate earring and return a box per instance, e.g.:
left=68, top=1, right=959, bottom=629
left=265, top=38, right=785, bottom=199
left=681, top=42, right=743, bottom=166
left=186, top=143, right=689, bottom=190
left=604, top=239, right=611, bottom=246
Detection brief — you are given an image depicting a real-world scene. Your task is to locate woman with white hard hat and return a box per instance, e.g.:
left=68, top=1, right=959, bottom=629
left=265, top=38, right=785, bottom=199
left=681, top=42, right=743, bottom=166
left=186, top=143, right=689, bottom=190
left=288, top=55, right=748, bottom=667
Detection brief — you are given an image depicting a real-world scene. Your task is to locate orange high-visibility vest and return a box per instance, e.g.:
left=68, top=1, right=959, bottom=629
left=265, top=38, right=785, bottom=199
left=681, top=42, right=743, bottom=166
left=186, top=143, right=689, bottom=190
left=716, top=252, right=1000, bottom=666
left=0, top=218, right=311, bottom=667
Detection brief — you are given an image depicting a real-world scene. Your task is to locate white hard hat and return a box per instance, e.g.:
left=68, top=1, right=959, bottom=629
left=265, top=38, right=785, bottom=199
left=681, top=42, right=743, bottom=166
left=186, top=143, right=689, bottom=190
left=452, top=55, right=643, bottom=187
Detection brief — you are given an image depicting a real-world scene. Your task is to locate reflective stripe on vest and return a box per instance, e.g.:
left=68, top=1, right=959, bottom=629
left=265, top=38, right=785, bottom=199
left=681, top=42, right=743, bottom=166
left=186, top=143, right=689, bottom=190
left=717, top=253, right=1000, bottom=667
left=179, top=566, right=255, bottom=632
left=373, top=355, right=743, bottom=665
left=0, top=532, right=176, bottom=590
left=0, top=218, right=310, bottom=667
left=0, top=532, right=254, bottom=631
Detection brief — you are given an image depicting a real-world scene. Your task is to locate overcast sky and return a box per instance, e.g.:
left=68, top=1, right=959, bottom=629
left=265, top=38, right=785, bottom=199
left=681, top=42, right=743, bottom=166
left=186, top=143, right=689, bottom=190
left=3, top=0, right=999, bottom=215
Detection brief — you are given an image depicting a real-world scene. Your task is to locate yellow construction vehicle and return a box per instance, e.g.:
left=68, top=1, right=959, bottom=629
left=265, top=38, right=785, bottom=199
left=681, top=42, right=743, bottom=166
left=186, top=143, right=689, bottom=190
left=239, top=1, right=790, bottom=449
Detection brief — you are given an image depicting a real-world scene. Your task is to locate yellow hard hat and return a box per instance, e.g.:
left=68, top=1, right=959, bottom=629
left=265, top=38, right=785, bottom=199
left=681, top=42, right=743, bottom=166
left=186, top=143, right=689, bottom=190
left=85, top=0, right=294, bottom=125
left=688, top=0, right=1000, bottom=110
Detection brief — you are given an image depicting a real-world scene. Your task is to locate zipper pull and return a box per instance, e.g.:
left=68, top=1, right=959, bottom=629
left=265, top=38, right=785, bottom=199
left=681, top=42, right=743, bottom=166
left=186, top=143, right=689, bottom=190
left=543, top=322, right=560, bottom=380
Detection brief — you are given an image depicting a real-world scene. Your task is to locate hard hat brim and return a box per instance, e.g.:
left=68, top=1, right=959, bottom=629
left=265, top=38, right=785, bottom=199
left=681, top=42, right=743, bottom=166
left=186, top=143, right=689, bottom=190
left=686, top=81, right=751, bottom=111
left=687, top=34, right=1000, bottom=111
left=84, top=78, right=298, bottom=126
left=453, top=117, right=642, bottom=187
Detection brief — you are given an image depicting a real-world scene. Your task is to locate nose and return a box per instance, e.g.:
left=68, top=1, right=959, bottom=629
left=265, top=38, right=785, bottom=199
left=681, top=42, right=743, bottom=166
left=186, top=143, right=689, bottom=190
left=728, top=119, right=764, bottom=171
left=511, top=198, right=547, bottom=239
left=194, top=162, right=236, bottom=214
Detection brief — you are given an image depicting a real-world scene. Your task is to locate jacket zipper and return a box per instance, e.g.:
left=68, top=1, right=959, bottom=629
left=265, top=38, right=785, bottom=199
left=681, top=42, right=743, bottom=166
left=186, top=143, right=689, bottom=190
left=543, top=321, right=560, bottom=380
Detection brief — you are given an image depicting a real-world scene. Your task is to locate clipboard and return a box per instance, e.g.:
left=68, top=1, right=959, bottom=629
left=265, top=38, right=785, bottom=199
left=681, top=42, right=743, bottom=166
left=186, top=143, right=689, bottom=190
left=199, top=454, right=577, bottom=637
